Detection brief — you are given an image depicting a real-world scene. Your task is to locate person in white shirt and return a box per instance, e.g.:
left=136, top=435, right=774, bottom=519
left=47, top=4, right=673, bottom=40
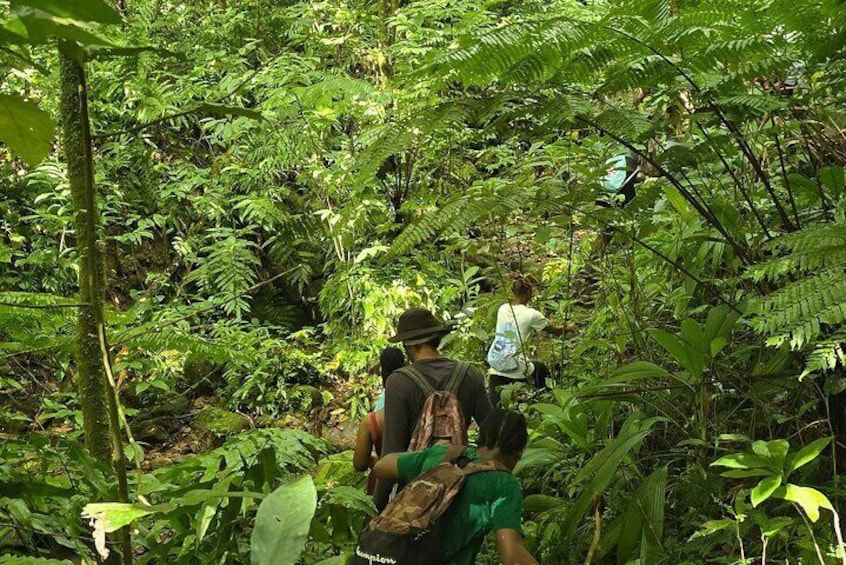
left=487, top=278, right=575, bottom=405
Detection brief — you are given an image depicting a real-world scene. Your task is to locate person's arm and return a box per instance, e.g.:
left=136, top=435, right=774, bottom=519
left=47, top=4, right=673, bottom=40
left=543, top=321, right=576, bottom=337
left=529, top=308, right=575, bottom=337
left=352, top=416, right=375, bottom=472
left=374, top=447, right=436, bottom=482
left=372, top=453, right=401, bottom=480
left=495, top=529, right=539, bottom=565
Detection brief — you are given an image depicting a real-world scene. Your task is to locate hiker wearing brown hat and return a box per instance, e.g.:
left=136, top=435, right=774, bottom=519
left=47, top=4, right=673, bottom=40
left=372, top=307, right=492, bottom=511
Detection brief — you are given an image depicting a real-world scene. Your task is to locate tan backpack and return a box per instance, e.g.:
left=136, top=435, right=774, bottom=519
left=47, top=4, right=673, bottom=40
left=396, top=362, right=470, bottom=452
left=351, top=447, right=508, bottom=565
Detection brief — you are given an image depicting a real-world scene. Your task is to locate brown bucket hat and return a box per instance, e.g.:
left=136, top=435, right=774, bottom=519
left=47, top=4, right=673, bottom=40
left=388, top=308, right=451, bottom=344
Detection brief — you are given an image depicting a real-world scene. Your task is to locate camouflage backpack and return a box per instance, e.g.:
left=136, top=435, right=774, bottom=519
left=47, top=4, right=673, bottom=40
left=399, top=362, right=469, bottom=452
left=351, top=447, right=508, bottom=565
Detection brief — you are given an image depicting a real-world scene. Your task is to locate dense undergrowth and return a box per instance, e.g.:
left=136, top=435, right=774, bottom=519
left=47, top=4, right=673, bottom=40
left=2, top=0, right=846, bottom=563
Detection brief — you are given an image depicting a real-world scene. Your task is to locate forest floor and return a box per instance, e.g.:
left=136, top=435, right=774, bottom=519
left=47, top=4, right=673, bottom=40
left=135, top=386, right=361, bottom=469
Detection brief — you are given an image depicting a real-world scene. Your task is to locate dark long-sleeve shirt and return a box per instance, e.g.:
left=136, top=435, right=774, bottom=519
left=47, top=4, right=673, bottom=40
left=373, top=357, right=492, bottom=510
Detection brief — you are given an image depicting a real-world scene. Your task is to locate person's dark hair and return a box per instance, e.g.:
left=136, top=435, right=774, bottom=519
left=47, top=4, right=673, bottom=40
left=512, top=278, right=533, bottom=301
left=424, top=334, right=443, bottom=349
left=478, top=408, right=528, bottom=457
left=403, top=333, right=443, bottom=353
left=380, top=347, right=405, bottom=383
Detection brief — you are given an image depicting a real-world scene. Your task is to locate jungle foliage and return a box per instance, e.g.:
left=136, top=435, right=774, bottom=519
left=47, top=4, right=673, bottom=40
left=1, top=0, right=846, bottom=563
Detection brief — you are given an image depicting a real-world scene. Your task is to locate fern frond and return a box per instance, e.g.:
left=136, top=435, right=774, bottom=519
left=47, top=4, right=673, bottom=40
left=122, top=324, right=251, bottom=366
left=0, top=292, right=77, bottom=354
left=751, top=223, right=846, bottom=282
left=753, top=269, right=846, bottom=350
left=593, top=108, right=654, bottom=143
left=386, top=179, right=564, bottom=259
left=352, top=103, right=468, bottom=184
left=803, top=332, right=846, bottom=376
left=184, top=228, right=261, bottom=317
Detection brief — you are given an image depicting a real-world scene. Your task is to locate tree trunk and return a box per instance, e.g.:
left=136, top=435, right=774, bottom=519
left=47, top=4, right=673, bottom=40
left=58, top=40, right=133, bottom=564
left=58, top=40, right=112, bottom=463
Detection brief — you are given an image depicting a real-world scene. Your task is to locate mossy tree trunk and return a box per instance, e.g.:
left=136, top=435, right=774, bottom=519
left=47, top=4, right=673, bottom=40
left=58, top=40, right=132, bottom=564
left=58, top=40, right=112, bottom=463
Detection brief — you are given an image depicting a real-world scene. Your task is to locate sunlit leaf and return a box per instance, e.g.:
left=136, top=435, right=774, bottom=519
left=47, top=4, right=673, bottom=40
left=774, top=484, right=833, bottom=522
left=787, top=437, right=832, bottom=476
left=750, top=475, right=782, bottom=507
left=719, top=469, right=772, bottom=479
left=11, top=7, right=116, bottom=46
left=711, top=452, right=770, bottom=470
left=0, top=93, right=55, bottom=166
left=10, top=0, right=122, bottom=24
left=251, top=475, right=317, bottom=565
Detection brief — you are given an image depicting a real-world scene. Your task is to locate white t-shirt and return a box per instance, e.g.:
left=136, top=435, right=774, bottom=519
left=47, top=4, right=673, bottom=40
left=488, top=303, right=548, bottom=380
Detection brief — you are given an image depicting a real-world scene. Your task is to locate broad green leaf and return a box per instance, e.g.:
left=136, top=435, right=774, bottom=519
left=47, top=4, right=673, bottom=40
left=765, top=440, right=789, bottom=463
left=10, top=0, right=122, bottom=24
left=514, top=446, right=565, bottom=475
left=749, top=439, right=789, bottom=464
left=648, top=328, right=700, bottom=378
left=0, top=93, right=55, bottom=166
left=617, top=466, right=668, bottom=563
left=751, top=440, right=769, bottom=458
left=751, top=475, right=782, bottom=507
left=787, top=437, right=832, bottom=476
left=81, top=503, right=157, bottom=532
left=820, top=166, right=845, bottom=196
left=639, top=466, right=668, bottom=557
left=710, top=337, right=727, bottom=357
left=720, top=469, right=772, bottom=479
left=711, top=452, right=770, bottom=470
left=532, top=402, right=566, bottom=419
left=533, top=404, right=590, bottom=448
left=607, top=361, right=673, bottom=383
left=774, top=484, right=833, bottom=522
left=602, top=361, right=693, bottom=391
left=680, top=318, right=706, bottom=359
left=758, top=516, right=794, bottom=538
left=716, top=433, right=751, bottom=443
left=563, top=418, right=657, bottom=543
left=787, top=172, right=821, bottom=202
left=195, top=503, right=218, bottom=544
left=12, top=7, right=116, bottom=46
left=523, top=494, right=566, bottom=512
left=704, top=305, right=740, bottom=355
left=689, top=519, right=734, bottom=540
left=251, top=475, right=317, bottom=565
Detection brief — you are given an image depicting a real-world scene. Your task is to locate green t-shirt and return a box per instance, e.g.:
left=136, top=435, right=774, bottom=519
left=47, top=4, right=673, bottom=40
left=396, top=444, right=524, bottom=565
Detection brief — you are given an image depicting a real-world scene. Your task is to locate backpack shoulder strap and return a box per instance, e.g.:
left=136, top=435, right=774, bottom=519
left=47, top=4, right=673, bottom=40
left=445, top=361, right=469, bottom=394
left=395, top=365, right=435, bottom=395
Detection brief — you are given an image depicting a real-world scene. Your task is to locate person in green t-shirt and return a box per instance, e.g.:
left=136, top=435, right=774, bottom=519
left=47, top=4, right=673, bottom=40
left=372, top=408, right=538, bottom=565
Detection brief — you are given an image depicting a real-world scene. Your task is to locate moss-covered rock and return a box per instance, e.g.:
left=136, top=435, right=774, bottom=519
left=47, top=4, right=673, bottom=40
left=150, top=393, right=191, bottom=417
left=181, top=354, right=224, bottom=395
left=193, top=406, right=251, bottom=436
